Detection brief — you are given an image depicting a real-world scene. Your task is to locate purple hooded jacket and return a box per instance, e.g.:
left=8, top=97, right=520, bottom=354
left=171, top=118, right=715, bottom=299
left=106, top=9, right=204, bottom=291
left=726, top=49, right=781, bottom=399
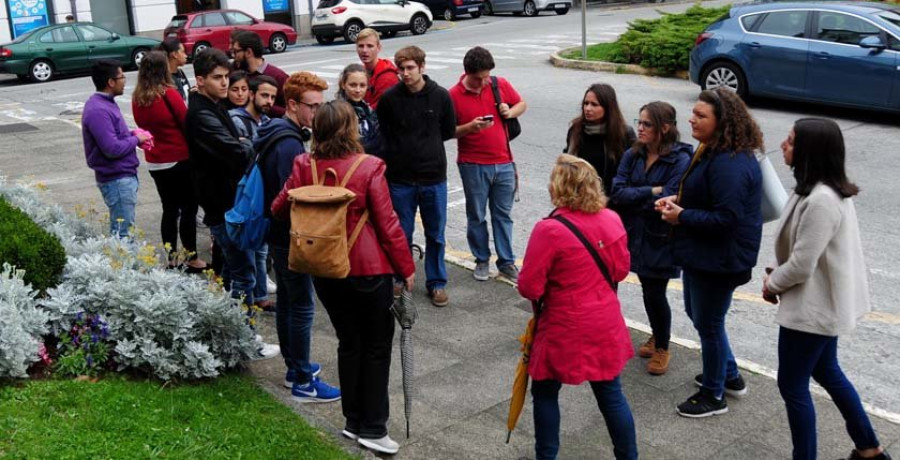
left=82, top=92, right=140, bottom=183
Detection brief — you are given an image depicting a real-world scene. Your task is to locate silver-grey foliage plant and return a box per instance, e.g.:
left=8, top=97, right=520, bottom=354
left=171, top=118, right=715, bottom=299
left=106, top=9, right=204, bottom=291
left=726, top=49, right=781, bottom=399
left=0, top=176, right=257, bottom=380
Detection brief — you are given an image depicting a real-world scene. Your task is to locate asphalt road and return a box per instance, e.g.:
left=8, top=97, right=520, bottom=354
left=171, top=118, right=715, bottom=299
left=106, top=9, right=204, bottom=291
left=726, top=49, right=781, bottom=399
left=2, top=0, right=899, bottom=418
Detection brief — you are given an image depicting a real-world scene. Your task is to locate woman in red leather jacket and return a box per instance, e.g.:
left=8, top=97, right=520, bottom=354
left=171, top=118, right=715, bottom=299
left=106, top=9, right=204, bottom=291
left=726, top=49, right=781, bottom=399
left=271, top=100, right=415, bottom=455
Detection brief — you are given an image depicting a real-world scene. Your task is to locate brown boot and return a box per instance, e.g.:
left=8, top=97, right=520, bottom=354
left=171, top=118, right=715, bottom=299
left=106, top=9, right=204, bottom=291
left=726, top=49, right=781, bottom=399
left=429, top=288, right=449, bottom=307
left=647, top=348, right=670, bottom=375
left=638, top=335, right=655, bottom=358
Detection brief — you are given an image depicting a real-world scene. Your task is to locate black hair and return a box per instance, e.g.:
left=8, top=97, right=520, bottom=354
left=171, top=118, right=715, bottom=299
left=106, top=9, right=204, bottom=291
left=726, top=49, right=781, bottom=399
left=91, top=59, right=122, bottom=91
left=229, top=70, right=248, bottom=87
left=791, top=118, right=859, bottom=198
left=233, top=30, right=264, bottom=58
left=192, top=48, right=230, bottom=78
left=156, top=37, right=182, bottom=55
left=249, top=74, right=278, bottom=93
left=463, top=46, right=495, bottom=74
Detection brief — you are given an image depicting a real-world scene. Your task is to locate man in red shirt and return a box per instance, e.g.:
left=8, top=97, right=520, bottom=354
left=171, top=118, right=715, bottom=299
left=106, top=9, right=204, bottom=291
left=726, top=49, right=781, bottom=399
left=356, top=28, right=399, bottom=109
left=231, top=31, right=289, bottom=117
left=449, top=46, right=527, bottom=283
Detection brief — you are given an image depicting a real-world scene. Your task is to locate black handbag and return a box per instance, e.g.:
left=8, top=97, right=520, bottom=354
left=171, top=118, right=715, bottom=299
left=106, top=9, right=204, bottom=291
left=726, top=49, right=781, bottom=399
left=490, top=76, right=522, bottom=141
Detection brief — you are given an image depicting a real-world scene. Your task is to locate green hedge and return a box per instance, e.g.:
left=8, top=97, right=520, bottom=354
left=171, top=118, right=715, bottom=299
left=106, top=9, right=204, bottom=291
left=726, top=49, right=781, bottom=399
left=0, top=196, right=66, bottom=292
left=565, top=4, right=730, bottom=75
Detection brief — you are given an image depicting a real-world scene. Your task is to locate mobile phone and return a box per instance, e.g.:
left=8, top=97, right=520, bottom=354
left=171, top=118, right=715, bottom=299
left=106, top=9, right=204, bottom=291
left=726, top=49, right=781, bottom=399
left=482, top=115, right=494, bottom=122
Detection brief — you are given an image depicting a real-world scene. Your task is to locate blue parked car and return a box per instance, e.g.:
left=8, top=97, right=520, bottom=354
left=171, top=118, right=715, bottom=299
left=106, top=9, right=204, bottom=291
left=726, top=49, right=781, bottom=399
left=689, top=2, right=900, bottom=112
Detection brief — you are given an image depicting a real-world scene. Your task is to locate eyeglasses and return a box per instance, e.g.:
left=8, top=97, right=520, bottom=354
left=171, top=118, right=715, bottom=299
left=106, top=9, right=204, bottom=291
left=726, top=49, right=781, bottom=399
left=112, top=75, right=126, bottom=81
left=298, top=101, right=322, bottom=111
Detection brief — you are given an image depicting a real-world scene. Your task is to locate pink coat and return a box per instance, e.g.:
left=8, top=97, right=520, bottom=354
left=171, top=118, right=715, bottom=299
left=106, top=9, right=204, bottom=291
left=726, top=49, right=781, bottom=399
left=517, top=208, right=634, bottom=384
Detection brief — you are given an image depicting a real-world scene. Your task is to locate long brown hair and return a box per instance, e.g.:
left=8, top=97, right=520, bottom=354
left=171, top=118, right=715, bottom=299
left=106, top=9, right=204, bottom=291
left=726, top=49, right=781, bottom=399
left=697, top=88, right=764, bottom=154
left=634, top=101, right=680, bottom=155
left=791, top=118, right=858, bottom=198
left=132, top=51, right=172, bottom=107
left=568, top=83, right=629, bottom=162
left=312, top=100, right=363, bottom=159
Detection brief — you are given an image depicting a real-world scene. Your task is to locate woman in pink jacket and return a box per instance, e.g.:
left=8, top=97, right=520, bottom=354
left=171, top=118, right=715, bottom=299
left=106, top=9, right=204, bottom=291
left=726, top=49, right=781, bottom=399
left=518, top=154, right=637, bottom=460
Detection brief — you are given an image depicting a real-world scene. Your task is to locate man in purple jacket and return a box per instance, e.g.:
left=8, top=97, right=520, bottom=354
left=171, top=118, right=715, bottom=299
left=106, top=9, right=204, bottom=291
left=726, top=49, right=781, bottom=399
left=82, top=59, right=150, bottom=238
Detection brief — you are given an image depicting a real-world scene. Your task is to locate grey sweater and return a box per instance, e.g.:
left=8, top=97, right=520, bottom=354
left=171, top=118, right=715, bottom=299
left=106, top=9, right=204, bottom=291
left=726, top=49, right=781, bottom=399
left=767, top=183, right=869, bottom=336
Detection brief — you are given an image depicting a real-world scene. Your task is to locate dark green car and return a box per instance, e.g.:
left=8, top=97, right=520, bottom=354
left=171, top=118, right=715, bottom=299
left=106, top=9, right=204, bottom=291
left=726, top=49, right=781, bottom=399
left=0, top=23, right=160, bottom=83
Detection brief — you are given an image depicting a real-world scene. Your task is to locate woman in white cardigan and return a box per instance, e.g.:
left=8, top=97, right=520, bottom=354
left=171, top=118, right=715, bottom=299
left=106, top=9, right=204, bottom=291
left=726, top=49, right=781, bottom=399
left=763, top=118, right=890, bottom=460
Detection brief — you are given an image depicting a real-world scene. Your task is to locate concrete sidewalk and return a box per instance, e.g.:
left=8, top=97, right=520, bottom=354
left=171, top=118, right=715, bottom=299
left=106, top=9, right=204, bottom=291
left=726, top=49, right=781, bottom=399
left=249, top=261, right=900, bottom=460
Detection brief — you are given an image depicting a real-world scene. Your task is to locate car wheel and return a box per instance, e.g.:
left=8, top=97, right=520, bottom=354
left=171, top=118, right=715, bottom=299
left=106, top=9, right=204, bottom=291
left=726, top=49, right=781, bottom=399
left=269, top=33, right=287, bottom=53
left=29, top=60, right=54, bottom=82
left=471, top=10, right=482, bottom=18
left=410, top=14, right=429, bottom=35
left=484, top=1, right=494, bottom=15
left=383, top=30, right=397, bottom=38
left=443, top=7, right=455, bottom=21
left=132, top=47, right=149, bottom=69
left=555, top=6, right=568, bottom=14
left=701, top=61, right=747, bottom=98
left=193, top=42, right=211, bottom=58
left=523, top=0, right=537, bottom=16
left=343, top=20, right=364, bottom=43
left=315, top=35, right=336, bottom=45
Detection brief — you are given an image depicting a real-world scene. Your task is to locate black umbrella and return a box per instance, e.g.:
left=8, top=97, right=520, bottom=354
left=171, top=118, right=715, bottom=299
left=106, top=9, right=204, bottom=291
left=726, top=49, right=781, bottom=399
left=390, top=288, right=417, bottom=438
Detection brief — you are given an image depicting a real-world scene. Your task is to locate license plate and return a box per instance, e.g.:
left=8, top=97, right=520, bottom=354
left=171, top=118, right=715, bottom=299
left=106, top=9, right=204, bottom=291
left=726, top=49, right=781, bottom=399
left=167, top=33, right=177, bottom=37
left=555, top=3, right=567, bottom=7
left=468, top=6, right=478, bottom=11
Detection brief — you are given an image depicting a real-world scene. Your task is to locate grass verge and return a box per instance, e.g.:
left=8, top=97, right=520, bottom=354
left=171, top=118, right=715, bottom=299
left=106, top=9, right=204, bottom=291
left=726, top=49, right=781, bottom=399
left=0, top=373, right=355, bottom=460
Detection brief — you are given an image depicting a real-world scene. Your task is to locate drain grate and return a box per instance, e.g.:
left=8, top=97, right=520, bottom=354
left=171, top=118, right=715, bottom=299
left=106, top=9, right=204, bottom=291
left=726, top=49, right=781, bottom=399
left=0, top=122, right=39, bottom=134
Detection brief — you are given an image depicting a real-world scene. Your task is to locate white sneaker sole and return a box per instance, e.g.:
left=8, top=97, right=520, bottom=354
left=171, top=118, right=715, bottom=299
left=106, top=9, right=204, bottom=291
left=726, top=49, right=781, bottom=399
left=283, top=367, right=322, bottom=388
left=358, top=437, right=399, bottom=454
left=341, top=430, right=359, bottom=441
left=473, top=272, right=490, bottom=281
left=292, top=394, right=341, bottom=404
left=693, top=379, right=748, bottom=398
left=676, top=406, right=729, bottom=418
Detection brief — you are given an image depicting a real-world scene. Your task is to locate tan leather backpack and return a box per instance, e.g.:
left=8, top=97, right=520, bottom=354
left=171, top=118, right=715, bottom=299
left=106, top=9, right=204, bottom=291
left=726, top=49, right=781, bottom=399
left=287, top=154, right=369, bottom=278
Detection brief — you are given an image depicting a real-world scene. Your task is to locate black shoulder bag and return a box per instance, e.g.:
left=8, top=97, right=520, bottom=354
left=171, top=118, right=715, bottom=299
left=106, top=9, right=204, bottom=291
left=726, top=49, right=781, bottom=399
left=551, top=214, right=617, bottom=292
left=489, top=76, right=521, bottom=141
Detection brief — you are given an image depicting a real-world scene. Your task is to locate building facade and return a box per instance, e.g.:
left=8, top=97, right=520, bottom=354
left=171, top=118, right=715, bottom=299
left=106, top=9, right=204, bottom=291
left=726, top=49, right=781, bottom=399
left=2, top=0, right=316, bottom=43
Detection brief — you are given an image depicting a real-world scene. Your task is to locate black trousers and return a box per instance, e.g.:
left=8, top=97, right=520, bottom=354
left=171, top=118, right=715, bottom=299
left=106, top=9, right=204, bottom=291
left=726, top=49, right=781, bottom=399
left=638, top=275, right=672, bottom=350
left=148, top=161, right=198, bottom=259
left=314, top=275, right=395, bottom=439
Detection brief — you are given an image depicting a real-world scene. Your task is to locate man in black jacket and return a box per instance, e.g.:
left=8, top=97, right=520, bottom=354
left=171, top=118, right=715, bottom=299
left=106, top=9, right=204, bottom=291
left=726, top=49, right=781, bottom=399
left=186, top=50, right=277, bottom=360
left=376, top=46, right=456, bottom=307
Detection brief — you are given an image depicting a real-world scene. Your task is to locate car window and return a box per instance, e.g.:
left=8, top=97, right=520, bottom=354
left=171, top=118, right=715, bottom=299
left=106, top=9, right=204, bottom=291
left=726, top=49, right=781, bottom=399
left=224, top=11, right=254, bottom=25
left=888, top=35, right=900, bottom=52
left=815, top=12, right=882, bottom=45
left=77, top=25, right=112, bottom=42
left=378, top=0, right=397, bottom=4
left=876, top=10, right=900, bottom=29
left=39, top=31, right=55, bottom=43
left=741, top=13, right=763, bottom=31
left=203, top=12, right=227, bottom=26
left=755, top=11, right=808, bottom=38
left=168, top=16, right=189, bottom=29
left=41, top=27, right=80, bottom=43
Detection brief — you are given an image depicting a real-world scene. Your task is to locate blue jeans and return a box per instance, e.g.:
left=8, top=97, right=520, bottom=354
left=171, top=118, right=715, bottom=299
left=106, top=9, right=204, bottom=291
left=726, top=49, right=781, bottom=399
left=97, top=175, right=139, bottom=239
left=458, top=163, right=516, bottom=268
left=209, top=223, right=257, bottom=307
left=254, top=245, right=269, bottom=303
left=778, top=327, right=880, bottom=460
left=683, top=269, right=740, bottom=399
left=532, top=377, right=637, bottom=460
left=271, top=245, right=316, bottom=384
left=389, top=181, right=447, bottom=291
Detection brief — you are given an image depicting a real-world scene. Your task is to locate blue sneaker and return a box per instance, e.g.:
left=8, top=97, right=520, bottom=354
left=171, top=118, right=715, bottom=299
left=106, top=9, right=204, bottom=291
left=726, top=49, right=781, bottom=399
left=283, top=363, right=322, bottom=389
left=292, top=376, right=341, bottom=403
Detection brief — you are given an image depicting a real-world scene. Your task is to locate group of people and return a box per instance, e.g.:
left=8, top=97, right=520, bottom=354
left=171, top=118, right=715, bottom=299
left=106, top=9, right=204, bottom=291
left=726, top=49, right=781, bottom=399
left=77, top=25, right=889, bottom=460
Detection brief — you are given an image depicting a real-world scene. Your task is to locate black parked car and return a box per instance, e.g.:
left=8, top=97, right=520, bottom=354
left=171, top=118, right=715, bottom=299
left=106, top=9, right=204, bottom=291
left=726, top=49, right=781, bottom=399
left=420, top=0, right=484, bottom=20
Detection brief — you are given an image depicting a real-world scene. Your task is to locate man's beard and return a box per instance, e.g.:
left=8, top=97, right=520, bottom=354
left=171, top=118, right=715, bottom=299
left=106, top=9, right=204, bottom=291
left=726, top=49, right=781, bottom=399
left=233, top=58, right=249, bottom=71
left=255, top=103, right=272, bottom=115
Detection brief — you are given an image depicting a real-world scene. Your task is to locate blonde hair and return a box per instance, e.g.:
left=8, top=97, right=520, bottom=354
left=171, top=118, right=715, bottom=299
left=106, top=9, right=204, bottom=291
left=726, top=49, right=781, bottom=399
left=549, top=154, right=607, bottom=213
left=356, top=28, right=380, bottom=45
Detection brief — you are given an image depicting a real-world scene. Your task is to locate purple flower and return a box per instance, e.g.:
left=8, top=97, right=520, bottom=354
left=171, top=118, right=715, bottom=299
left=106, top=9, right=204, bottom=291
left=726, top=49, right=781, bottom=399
left=91, top=334, right=99, bottom=344
left=76, top=312, right=83, bottom=322
left=101, top=326, right=109, bottom=338
left=86, top=354, right=94, bottom=367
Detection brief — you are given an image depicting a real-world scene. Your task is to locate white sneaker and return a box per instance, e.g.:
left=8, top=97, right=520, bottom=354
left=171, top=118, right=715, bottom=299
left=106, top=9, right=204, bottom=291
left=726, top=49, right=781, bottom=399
left=341, top=430, right=359, bottom=441
left=267, top=276, right=277, bottom=295
left=253, top=342, right=281, bottom=360
left=358, top=435, right=399, bottom=454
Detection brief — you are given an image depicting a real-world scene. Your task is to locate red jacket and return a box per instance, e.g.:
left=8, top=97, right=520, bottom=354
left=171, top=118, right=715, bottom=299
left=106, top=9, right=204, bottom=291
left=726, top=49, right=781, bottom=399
left=517, top=208, right=633, bottom=384
left=132, top=87, right=189, bottom=164
left=365, top=58, right=399, bottom=110
left=271, top=153, right=415, bottom=279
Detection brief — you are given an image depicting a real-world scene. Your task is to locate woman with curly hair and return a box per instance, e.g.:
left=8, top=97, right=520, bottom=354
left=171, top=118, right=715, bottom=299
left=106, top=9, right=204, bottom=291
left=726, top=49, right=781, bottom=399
left=564, top=84, right=635, bottom=199
left=655, top=88, right=764, bottom=418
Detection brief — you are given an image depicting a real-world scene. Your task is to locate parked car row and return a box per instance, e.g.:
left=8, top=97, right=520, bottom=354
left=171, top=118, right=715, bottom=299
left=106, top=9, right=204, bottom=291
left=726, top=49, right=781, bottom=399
left=163, top=9, right=298, bottom=58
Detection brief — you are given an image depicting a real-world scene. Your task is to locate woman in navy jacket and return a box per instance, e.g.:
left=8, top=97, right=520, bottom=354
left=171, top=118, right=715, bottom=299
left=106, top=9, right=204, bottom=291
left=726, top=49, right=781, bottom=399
left=610, top=101, right=691, bottom=376
left=656, top=88, right=764, bottom=418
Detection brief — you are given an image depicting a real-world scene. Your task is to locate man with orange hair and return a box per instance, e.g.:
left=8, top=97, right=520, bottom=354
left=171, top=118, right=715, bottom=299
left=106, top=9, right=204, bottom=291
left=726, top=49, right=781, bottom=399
left=257, top=71, right=341, bottom=403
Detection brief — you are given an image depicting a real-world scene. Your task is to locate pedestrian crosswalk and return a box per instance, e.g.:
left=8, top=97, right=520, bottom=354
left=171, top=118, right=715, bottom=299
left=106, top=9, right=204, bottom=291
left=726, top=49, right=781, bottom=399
left=300, top=29, right=626, bottom=89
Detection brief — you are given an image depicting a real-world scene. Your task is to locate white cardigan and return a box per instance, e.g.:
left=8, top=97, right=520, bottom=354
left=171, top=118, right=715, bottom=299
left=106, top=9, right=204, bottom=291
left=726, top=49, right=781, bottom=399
left=767, top=183, right=869, bottom=337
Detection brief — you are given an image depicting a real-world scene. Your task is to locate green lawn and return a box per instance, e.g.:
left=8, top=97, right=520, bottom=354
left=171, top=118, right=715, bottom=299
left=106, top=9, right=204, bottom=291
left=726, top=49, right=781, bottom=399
left=0, top=373, right=355, bottom=460
left=562, top=42, right=627, bottom=63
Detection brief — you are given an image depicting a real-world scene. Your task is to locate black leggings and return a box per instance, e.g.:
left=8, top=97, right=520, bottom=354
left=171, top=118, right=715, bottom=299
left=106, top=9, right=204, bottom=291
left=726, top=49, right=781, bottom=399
left=638, top=275, right=672, bottom=350
left=149, top=161, right=198, bottom=259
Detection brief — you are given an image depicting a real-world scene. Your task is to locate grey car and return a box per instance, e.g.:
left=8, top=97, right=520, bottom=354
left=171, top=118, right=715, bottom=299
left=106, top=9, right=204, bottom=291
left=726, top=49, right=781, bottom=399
left=484, top=0, right=571, bottom=16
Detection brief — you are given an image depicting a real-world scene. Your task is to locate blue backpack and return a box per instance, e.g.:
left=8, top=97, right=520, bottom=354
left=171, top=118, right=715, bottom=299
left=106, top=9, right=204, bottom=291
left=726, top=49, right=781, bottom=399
left=225, top=130, right=303, bottom=251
